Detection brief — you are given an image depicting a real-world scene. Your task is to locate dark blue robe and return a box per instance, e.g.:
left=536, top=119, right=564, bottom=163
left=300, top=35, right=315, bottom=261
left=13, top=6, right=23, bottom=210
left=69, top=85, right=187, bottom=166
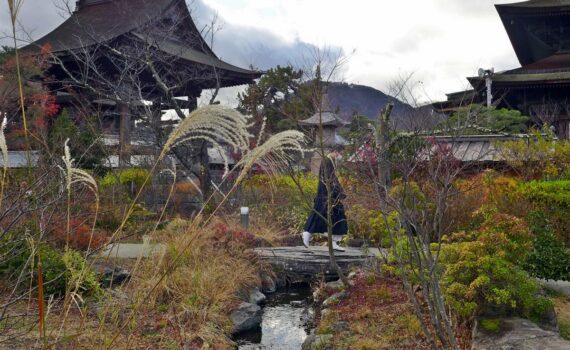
left=303, top=157, right=348, bottom=235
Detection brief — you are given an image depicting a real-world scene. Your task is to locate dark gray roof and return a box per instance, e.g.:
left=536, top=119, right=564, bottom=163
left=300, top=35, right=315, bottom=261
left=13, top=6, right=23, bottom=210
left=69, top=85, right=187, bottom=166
left=421, top=135, right=529, bottom=163
left=496, top=0, right=570, bottom=8
left=27, top=0, right=176, bottom=53
left=24, top=0, right=261, bottom=80
left=299, top=112, right=348, bottom=127
left=133, top=33, right=256, bottom=76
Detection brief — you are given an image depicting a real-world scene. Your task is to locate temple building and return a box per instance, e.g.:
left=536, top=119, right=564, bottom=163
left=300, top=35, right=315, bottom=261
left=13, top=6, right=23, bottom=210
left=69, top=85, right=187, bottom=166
left=23, top=0, right=261, bottom=166
left=434, top=0, right=570, bottom=140
left=299, top=112, right=349, bottom=148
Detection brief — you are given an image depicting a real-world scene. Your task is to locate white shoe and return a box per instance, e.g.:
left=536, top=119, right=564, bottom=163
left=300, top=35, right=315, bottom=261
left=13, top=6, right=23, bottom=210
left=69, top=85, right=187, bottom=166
left=302, top=231, right=312, bottom=248
left=332, top=240, right=345, bottom=252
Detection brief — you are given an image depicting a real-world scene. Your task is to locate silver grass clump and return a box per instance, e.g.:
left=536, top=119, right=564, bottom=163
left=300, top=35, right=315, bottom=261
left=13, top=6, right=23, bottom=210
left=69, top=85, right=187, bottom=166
left=160, top=105, right=252, bottom=175
left=62, top=139, right=98, bottom=199
left=0, top=117, right=7, bottom=170
left=234, top=130, right=306, bottom=185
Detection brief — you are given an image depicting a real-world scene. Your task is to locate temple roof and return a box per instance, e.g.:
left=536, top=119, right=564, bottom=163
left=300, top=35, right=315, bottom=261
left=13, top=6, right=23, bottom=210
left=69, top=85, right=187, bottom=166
left=24, top=0, right=260, bottom=84
left=496, top=0, right=570, bottom=9
left=132, top=33, right=255, bottom=76
left=29, top=0, right=179, bottom=53
left=299, top=112, right=349, bottom=127
left=466, top=52, right=570, bottom=89
left=496, top=1, right=570, bottom=66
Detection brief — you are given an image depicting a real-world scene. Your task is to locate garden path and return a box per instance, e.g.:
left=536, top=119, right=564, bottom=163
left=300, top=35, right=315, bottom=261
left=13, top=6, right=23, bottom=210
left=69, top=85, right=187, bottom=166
left=539, top=279, right=570, bottom=297
left=99, top=243, right=166, bottom=259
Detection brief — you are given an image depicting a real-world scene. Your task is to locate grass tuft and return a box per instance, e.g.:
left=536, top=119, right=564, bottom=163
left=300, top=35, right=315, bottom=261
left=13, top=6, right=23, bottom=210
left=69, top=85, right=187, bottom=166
left=480, top=319, right=502, bottom=333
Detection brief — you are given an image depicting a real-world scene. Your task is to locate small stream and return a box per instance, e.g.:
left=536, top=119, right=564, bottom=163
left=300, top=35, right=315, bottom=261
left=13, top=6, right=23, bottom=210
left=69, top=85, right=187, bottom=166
left=236, top=285, right=315, bottom=350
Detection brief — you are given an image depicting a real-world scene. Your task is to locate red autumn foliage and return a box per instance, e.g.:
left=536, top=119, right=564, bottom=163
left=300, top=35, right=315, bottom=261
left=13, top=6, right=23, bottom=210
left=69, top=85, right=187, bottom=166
left=50, top=218, right=108, bottom=250
left=1, top=42, right=57, bottom=147
left=211, top=222, right=255, bottom=247
left=29, top=94, right=59, bottom=129
left=425, top=137, right=461, bottom=171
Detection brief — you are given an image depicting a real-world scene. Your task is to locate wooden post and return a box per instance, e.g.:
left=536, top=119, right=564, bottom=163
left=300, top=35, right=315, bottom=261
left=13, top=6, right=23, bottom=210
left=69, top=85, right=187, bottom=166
left=151, top=99, right=163, bottom=158
left=377, top=103, right=393, bottom=196
left=187, top=95, right=212, bottom=198
left=118, top=102, right=131, bottom=168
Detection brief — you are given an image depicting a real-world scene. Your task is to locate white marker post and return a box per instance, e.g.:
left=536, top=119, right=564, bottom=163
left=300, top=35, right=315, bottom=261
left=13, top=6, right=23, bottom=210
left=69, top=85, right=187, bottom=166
left=240, top=207, right=250, bottom=230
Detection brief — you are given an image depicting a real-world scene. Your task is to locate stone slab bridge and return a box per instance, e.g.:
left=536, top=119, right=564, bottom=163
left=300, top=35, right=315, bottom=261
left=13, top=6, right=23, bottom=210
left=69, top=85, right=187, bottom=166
left=253, top=246, right=385, bottom=283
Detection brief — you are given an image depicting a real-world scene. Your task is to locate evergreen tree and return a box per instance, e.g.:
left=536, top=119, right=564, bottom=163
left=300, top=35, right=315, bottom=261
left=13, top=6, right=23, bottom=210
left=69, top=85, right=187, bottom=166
left=237, top=65, right=315, bottom=133
left=446, top=104, right=529, bottom=134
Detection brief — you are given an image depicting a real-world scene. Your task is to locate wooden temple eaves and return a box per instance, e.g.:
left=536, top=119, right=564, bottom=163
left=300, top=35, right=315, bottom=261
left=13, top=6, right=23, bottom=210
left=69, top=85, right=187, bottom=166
left=23, top=0, right=262, bottom=89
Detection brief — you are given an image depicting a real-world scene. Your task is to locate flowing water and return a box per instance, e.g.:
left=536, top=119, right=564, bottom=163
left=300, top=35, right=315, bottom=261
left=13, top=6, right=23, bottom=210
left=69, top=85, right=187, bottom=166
left=236, top=285, right=315, bottom=350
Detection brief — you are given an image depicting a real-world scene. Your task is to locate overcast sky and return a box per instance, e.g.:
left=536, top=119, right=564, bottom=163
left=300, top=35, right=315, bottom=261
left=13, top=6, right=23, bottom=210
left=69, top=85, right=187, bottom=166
left=0, top=0, right=521, bottom=104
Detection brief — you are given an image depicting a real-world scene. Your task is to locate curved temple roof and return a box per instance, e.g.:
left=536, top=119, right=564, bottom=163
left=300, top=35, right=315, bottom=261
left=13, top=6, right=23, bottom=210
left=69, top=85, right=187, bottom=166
left=299, top=112, right=349, bottom=127
left=496, top=0, right=570, bottom=9
left=496, top=0, right=570, bottom=66
left=24, top=0, right=260, bottom=83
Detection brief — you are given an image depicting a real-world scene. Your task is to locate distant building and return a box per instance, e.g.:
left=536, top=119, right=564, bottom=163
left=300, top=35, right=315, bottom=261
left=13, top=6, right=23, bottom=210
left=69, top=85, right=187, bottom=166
left=421, top=134, right=526, bottom=166
left=298, top=111, right=348, bottom=174
left=299, top=112, right=349, bottom=148
left=434, top=0, right=570, bottom=140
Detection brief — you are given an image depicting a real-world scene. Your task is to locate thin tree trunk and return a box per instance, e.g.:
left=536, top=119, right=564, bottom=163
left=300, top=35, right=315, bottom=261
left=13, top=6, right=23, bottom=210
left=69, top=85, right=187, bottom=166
left=377, top=103, right=393, bottom=196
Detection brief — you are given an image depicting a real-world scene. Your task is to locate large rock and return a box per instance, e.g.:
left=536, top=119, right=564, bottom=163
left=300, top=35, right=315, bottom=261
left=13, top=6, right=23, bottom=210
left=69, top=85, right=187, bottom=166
left=472, top=318, right=570, bottom=350
left=248, top=288, right=266, bottom=305
left=302, top=334, right=333, bottom=350
left=322, top=291, right=348, bottom=308
left=230, top=302, right=262, bottom=334
left=92, top=262, right=131, bottom=288
left=325, top=279, right=345, bottom=291
left=260, top=273, right=277, bottom=294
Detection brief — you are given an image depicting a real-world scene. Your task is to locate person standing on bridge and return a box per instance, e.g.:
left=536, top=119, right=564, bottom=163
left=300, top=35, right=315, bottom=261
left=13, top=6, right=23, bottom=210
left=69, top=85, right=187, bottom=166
left=302, top=151, right=348, bottom=251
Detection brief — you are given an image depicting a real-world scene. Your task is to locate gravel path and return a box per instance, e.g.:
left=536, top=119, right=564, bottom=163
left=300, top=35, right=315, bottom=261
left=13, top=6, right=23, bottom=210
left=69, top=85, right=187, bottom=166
left=100, top=243, right=166, bottom=259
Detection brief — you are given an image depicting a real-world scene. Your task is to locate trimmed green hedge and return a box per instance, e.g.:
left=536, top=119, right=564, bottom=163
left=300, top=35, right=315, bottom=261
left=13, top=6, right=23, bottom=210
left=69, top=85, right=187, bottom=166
left=519, top=180, right=570, bottom=208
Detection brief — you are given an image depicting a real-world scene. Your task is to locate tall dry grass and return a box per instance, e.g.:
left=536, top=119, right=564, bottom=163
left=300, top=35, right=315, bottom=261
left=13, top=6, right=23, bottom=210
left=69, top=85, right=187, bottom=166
left=123, top=218, right=264, bottom=348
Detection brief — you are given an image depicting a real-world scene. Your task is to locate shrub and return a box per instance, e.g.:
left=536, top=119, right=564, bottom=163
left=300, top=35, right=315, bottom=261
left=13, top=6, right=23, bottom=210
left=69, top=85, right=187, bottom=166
left=368, top=211, right=402, bottom=247
left=519, top=180, right=570, bottom=245
left=561, top=322, right=570, bottom=340
left=211, top=221, right=256, bottom=247
left=48, top=109, right=105, bottom=170
left=61, top=249, right=101, bottom=296
left=241, top=173, right=318, bottom=232
left=0, top=238, right=100, bottom=297
left=500, top=128, right=570, bottom=180
left=439, top=213, right=551, bottom=319
left=446, top=172, right=527, bottom=233
left=480, top=319, right=501, bottom=333
left=118, top=168, right=150, bottom=188
left=519, top=180, right=570, bottom=207
left=100, top=172, right=118, bottom=187
left=51, top=218, right=108, bottom=250
left=524, top=212, right=570, bottom=281
left=346, top=204, right=375, bottom=240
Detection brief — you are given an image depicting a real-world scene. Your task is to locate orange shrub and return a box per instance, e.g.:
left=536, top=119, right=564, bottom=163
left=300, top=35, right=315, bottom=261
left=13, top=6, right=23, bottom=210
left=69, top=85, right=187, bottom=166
left=51, top=218, right=108, bottom=250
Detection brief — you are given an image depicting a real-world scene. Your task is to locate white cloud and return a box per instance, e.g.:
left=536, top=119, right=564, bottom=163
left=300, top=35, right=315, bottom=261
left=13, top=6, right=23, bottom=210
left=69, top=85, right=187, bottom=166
left=201, top=0, right=521, bottom=102
left=1, top=0, right=523, bottom=103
